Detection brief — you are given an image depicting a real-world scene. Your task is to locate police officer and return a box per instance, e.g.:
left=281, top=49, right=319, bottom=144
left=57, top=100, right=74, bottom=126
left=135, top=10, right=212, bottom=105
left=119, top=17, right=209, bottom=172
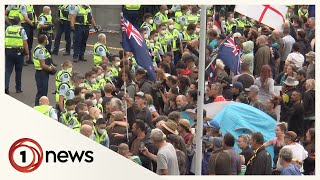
left=181, top=23, right=197, bottom=51
left=187, top=6, right=199, bottom=25
left=55, top=60, right=73, bottom=103
left=70, top=5, right=98, bottom=62
left=34, top=96, right=58, bottom=120
left=123, top=5, right=141, bottom=29
left=6, top=5, right=36, bottom=65
left=225, top=12, right=237, bottom=36
left=174, top=5, right=189, bottom=32
left=235, top=13, right=247, bottom=34
left=5, top=16, right=29, bottom=94
left=37, top=6, right=54, bottom=54
left=93, top=33, right=111, bottom=66
left=140, top=13, right=154, bottom=36
left=298, top=5, right=309, bottom=18
left=94, top=118, right=110, bottom=148
left=59, top=99, right=80, bottom=131
left=158, top=23, right=172, bottom=55
left=52, top=5, right=72, bottom=56
left=154, top=5, right=169, bottom=29
left=167, top=19, right=181, bottom=64
left=34, top=34, right=57, bottom=106
left=149, top=30, right=163, bottom=63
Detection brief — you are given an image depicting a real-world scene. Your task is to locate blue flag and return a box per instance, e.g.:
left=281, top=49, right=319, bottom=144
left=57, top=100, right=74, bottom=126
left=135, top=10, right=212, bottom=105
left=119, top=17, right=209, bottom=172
left=121, top=15, right=156, bottom=81
left=216, top=37, right=241, bottom=75
left=206, top=59, right=217, bottom=83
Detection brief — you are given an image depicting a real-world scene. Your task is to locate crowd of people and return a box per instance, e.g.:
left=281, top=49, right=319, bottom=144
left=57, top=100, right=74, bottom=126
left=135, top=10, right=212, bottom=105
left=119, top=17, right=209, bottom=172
left=5, top=5, right=315, bottom=175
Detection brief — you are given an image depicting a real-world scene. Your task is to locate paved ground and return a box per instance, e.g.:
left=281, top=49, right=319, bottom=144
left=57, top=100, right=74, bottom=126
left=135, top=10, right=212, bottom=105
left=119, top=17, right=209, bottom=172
left=7, top=32, right=121, bottom=107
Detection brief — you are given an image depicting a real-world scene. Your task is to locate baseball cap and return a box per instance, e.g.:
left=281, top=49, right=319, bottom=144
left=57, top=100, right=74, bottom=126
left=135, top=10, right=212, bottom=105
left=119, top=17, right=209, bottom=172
left=135, top=91, right=145, bottom=98
left=203, top=120, right=220, bottom=130
left=296, top=69, right=306, bottom=77
left=245, top=85, right=259, bottom=93
left=231, top=81, right=243, bottom=90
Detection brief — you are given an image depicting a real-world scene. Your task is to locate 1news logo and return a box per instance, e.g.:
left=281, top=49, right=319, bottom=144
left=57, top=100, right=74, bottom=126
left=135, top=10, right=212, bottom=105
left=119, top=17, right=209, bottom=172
left=9, top=138, right=94, bottom=173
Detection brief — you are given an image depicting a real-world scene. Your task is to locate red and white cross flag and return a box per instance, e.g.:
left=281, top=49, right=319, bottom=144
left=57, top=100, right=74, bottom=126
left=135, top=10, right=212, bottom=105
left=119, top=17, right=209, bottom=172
left=235, top=5, right=288, bottom=30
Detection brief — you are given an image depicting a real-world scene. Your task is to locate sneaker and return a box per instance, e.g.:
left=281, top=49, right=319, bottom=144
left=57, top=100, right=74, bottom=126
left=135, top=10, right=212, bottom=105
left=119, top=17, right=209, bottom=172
left=5, top=89, right=9, bottom=94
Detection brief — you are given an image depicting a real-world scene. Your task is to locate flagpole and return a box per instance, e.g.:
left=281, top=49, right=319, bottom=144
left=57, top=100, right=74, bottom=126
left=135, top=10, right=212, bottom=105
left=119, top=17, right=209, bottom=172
left=195, top=5, right=207, bottom=176
left=121, top=12, right=130, bottom=143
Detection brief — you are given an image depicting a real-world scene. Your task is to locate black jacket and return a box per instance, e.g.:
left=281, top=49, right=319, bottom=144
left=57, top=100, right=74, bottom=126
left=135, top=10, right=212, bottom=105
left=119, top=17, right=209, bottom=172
left=245, top=146, right=272, bottom=175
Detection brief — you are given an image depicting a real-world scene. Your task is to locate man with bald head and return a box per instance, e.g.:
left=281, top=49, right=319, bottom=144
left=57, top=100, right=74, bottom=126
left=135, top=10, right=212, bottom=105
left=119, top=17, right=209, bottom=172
left=37, top=6, right=54, bottom=54
left=175, top=95, right=190, bottom=111
left=34, top=96, right=57, bottom=120
left=80, top=124, right=93, bottom=138
left=93, top=33, right=111, bottom=66
left=254, top=35, right=271, bottom=76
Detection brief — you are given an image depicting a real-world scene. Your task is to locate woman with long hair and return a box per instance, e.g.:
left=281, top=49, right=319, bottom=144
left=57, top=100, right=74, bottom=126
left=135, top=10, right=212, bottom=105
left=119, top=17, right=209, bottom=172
left=303, top=79, right=315, bottom=132
left=264, top=122, right=287, bottom=165
left=303, top=128, right=315, bottom=175
left=254, top=65, right=276, bottom=104
left=280, top=63, right=297, bottom=86
left=120, top=70, right=137, bottom=100
left=264, top=96, right=280, bottom=120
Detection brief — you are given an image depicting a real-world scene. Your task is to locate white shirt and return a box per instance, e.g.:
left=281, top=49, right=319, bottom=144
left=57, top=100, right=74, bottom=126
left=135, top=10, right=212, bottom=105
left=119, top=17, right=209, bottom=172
left=277, top=143, right=308, bottom=172
left=6, top=5, right=27, bottom=15
left=286, top=52, right=305, bottom=68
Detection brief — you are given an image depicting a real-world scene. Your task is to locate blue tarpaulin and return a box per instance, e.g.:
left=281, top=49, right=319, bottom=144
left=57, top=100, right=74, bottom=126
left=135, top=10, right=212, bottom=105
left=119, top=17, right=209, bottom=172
left=213, top=102, right=277, bottom=164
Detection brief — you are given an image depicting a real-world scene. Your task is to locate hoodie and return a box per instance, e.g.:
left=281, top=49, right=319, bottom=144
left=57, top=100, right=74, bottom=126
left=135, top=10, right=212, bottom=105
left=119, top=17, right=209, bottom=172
left=241, top=41, right=254, bottom=75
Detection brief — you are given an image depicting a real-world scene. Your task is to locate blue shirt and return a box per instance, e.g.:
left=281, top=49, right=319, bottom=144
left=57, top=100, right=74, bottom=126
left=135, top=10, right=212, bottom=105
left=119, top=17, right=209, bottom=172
left=209, top=39, right=217, bottom=48
left=281, top=164, right=302, bottom=175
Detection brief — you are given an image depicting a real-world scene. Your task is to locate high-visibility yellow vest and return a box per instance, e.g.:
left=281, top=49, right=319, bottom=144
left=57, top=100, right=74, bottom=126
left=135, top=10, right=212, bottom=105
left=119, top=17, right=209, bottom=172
left=75, top=5, right=91, bottom=25
left=159, top=33, right=171, bottom=54
left=174, top=13, right=187, bottom=32
left=58, top=5, right=70, bottom=21
left=182, top=31, right=192, bottom=42
left=33, top=44, right=51, bottom=70
left=93, top=42, right=110, bottom=66
left=235, top=18, right=245, bottom=28
left=25, top=5, right=35, bottom=23
left=55, top=82, right=74, bottom=103
left=154, top=11, right=168, bottom=28
left=55, top=70, right=72, bottom=92
left=8, top=5, right=24, bottom=22
left=60, top=111, right=80, bottom=131
left=94, top=127, right=108, bottom=144
left=33, top=105, right=54, bottom=117
left=37, top=13, right=53, bottom=33
left=298, top=8, right=309, bottom=18
left=166, top=29, right=180, bottom=51
left=187, top=14, right=199, bottom=25
left=110, top=67, right=119, bottom=77
left=225, top=21, right=237, bottom=35
left=125, top=5, right=141, bottom=10
left=140, top=22, right=154, bottom=32
left=5, top=25, right=24, bottom=49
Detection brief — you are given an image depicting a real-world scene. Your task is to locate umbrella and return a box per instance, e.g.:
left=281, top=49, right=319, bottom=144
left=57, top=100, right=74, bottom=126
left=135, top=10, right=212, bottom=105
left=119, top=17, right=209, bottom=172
left=203, top=101, right=235, bottom=119
left=213, top=102, right=276, bottom=163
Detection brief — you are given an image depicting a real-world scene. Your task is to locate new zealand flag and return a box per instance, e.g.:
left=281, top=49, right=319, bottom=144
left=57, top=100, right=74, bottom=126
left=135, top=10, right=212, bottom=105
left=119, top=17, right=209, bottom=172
left=121, top=15, right=156, bottom=81
left=216, top=37, right=241, bottom=75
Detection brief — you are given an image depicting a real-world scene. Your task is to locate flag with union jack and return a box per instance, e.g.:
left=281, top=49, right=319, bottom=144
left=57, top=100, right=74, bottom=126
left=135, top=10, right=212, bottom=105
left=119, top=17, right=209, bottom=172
left=217, top=37, right=241, bottom=75
left=206, top=59, right=217, bottom=83
left=121, top=15, right=156, bottom=81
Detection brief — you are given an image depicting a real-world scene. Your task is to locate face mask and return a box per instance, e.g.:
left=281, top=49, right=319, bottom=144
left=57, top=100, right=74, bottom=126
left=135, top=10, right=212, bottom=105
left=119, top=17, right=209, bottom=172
left=92, top=99, right=97, bottom=106
left=84, top=110, right=89, bottom=114
left=80, top=93, right=85, bottom=99
left=97, top=128, right=106, bottom=135
left=105, top=72, right=112, bottom=77
left=115, top=62, right=121, bottom=67
left=96, top=75, right=102, bottom=81
left=161, top=30, right=166, bottom=35
left=196, top=28, right=200, bottom=33
left=89, top=133, right=95, bottom=140
left=79, top=83, right=85, bottom=88
left=67, top=110, right=75, bottom=115
left=144, top=34, right=149, bottom=39
left=149, top=19, right=153, bottom=24
left=98, top=98, right=103, bottom=104
left=154, top=37, right=159, bottom=41
left=98, top=114, right=103, bottom=119
left=90, top=78, right=96, bottom=84
left=231, top=18, right=235, bottom=22
left=67, top=67, right=72, bottom=72
left=150, top=43, right=154, bottom=48
left=242, top=16, right=246, bottom=21
left=169, top=24, right=174, bottom=30
left=164, top=10, right=169, bottom=14
left=186, top=10, right=191, bottom=15
left=49, top=11, right=52, bottom=15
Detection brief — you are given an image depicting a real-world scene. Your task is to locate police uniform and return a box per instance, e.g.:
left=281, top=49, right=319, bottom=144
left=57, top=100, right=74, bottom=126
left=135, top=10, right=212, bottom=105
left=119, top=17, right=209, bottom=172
left=70, top=5, right=93, bottom=61
left=225, top=20, right=237, bottom=36
left=298, top=8, right=309, bottom=18
left=37, top=12, right=54, bottom=53
left=5, top=25, right=28, bottom=94
left=59, top=111, right=80, bottom=131
left=154, top=11, right=168, bottom=29
left=158, top=32, right=172, bottom=55
left=55, top=71, right=72, bottom=102
left=7, top=5, right=35, bottom=63
left=174, top=13, right=188, bottom=32
left=140, top=21, right=154, bottom=36
left=93, top=127, right=110, bottom=148
left=187, top=14, right=199, bottom=25
left=52, top=5, right=72, bottom=55
left=166, top=28, right=181, bottom=64
left=124, top=5, right=141, bottom=29
left=33, top=44, right=52, bottom=105
left=235, top=18, right=246, bottom=34
left=34, top=105, right=57, bottom=120
left=84, top=80, right=99, bottom=91
left=93, top=42, right=111, bottom=66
